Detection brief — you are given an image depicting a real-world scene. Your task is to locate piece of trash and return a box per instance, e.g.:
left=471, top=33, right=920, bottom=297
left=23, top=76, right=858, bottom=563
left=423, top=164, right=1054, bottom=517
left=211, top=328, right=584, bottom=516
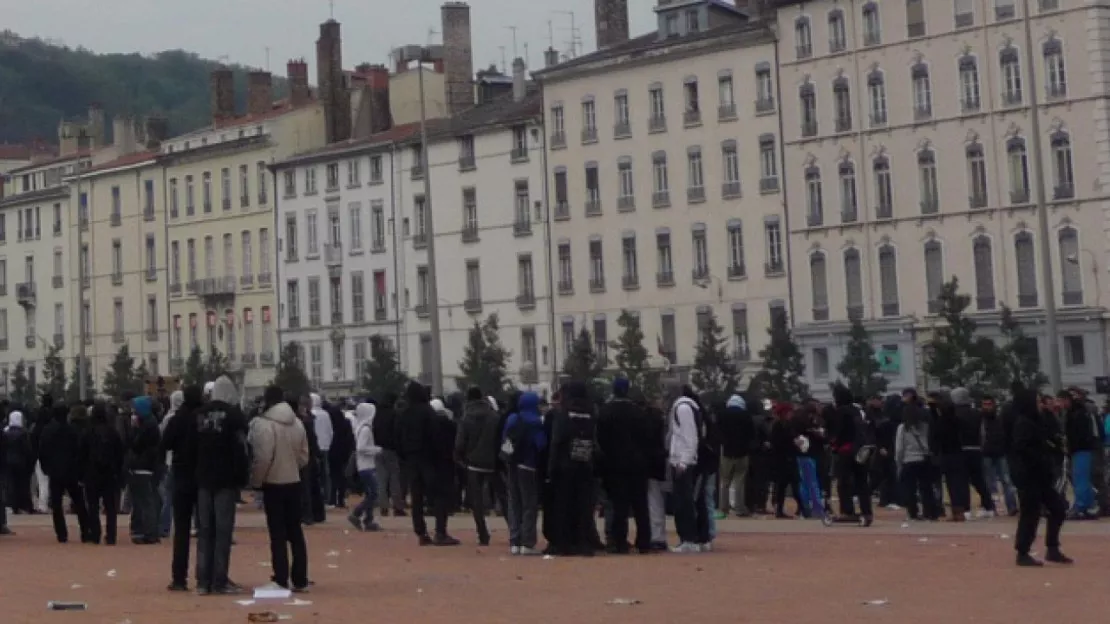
left=106, top=569, right=117, bottom=578
left=118, top=619, right=132, bottom=624
left=327, top=564, right=339, bottom=569
left=417, top=588, right=424, bottom=594
left=248, top=613, right=280, bottom=623
left=47, top=601, right=87, bottom=611
left=1044, top=582, right=1052, bottom=588
left=343, top=530, right=350, bottom=535
left=862, top=599, right=889, bottom=607
left=253, top=584, right=292, bottom=600
left=999, top=534, right=1011, bottom=539
left=236, top=600, right=257, bottom=606
left=542, top=555, right=555, bottom=560
left=326, top=550, right=340, bottom=557
left=258, top=561, right=272, bottom=567
left=917, top=537, right=929, bottom=543
left=606, top=598, right=642, bottom=606
left=70, top=584, right=83, bottom=589
left=284, top=598, right=312, bottom=607
left=900, top=522, right=910, bottom=529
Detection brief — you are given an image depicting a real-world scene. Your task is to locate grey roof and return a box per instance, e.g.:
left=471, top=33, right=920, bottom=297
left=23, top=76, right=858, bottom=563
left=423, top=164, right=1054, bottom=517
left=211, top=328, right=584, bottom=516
left=0, top=185, right=68, bottom=209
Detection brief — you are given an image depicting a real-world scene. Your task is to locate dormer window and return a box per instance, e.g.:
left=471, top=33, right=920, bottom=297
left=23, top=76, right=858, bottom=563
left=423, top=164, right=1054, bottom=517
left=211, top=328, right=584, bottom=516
left=686, top=10, right=700, bottom=33
left=665, top=14, right=680, bottom=37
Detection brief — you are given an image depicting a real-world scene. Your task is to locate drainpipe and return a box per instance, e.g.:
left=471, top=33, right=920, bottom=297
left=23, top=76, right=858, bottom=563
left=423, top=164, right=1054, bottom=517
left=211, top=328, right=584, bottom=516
left=771, top=27, right=796, bottom=327
left=538, top=95, right=558, bottom=384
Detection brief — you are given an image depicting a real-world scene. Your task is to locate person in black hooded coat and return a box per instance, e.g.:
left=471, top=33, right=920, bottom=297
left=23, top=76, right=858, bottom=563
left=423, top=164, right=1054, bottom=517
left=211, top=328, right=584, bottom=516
left=82, top=402, right=125, bottom=545
left=327, top=404, right=355, bottom=509
left=829, top=383, right=874, bottom=525
left=396, top=381, right=458, bottom=546
left=39, top=404, right=92, bottom=543
left=1010, top=384, right=1070, bottom=566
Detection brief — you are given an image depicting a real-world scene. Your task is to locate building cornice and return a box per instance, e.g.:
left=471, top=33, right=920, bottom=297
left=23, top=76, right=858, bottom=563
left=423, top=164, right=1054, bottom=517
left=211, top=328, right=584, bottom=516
left=0, top=185, right=69, bottom=209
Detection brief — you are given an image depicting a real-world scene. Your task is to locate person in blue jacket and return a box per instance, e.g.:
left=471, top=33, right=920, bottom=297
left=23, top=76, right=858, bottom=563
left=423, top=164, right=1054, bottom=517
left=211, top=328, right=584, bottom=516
left=501, top=391, right=547, bottom=556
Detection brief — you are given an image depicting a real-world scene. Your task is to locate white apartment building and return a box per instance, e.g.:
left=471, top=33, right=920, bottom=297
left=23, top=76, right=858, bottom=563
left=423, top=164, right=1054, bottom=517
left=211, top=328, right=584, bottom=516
left=275, top=73, right=554, bottom=391
left=0, top=153, right=88, bottom=391
left=535, top=1, right=789, bottom=379
left=776, top=0, right=1108, bottom=393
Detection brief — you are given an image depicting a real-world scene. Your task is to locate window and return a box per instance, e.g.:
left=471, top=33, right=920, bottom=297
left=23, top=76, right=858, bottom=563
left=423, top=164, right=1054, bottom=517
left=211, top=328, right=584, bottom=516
left=172, top=315, right=182, bottom=358
left=465, top=260, right=481, bottom=303
left=283, top=171, right=296, bottom=197
left=687, top=148, right=704, bottom=199
left=959, top=55, right=981, bottom=112
left=222, top=233, right=234, bottom=279
left=868, top=70, right=887, bottom=126
left=621, top=234, right=638, bottom=287
left=683, top=78, right=701, bottom=125
left=521, top=327, right=538, bottom=371
left=795, top=17, right=813, bottom=59
left=829, top=10, right=847, bottom=52
left=310, top=344, right=322, bottom=383
left=53, top=249, right=63, bottom=284
left=169, top=178, right=179, bottom=218
left=113, top=298, right=124, bottom=337
left=52, top=203, right=61, bottom=236
left=813, top=348, right=830, bottom=378
left=306, top=210, right=319, bottom=255
left=349, top=202, right=363, bottom=250
left=243, top=308, right=255, bottom=356
left=614, top=92, right=630, bottom=134
left=511, top=126, right=528, bottom=161
left=308, top=277, right=321, bottom=326
left=652, top=151, right=670, bottom=206
left=111, top=239, right=123, bottom=281
left=907, top=0, right=925, bottom=37
left=373, top=271, right=387, bottom=319
left=145, top=234, right=156, bottom=279
left=800, top=84, right=817, bottom=137
left=550, top=106, right=566, bottom=145
left=593, top=317, right=608, bottom=364
left=351, top=272, right=365, bottom=323
left=918, top=150, right=939, bottom=214
left=862, top=2, right=881, bottom=46
left=756, top=68, right=775, bottom=112
left=238, top=164, right=250, bottom=207
left=1064, top=336, right=1085, bottom=367
left=692, top=227, right=709, bottom=279
left=369, top=156, right=383, bottom=184
left=557, top=243, right=573, bottom=292
left=966, top=142, right=989, bottom=208
left=657, top=231, right=673, bottom=280
left=1007, top=137, right=1031, bottom=204
left=554, top=168, right=569, bottom=218
left=1059, top=227, right=1082, bottom=305
left=581, top=98, right=597, bottom=142
left=765, top=220, right=783, bottom=273
left=147, top=296, right=158, bottom=335
left=660, top=313, right=676, bottom=363
left=329, top=279, right=343, bottom=324
left=186, top=239, right=196, bottom=284
left=912, top=64, right=932, bottom=119
left=259, top=228, right=270, bottom=278
left=805, top=167, right=823, bottom=227
left=718, top=74, right=735, bottom=118
left=185, top=175, right=196, bottom=215
left=221, top=167, right=232, bottom=210
left=649, top=85, right=666, bottom=130
left=973, top=236, right=996, bottom=310
left=1051, top=132, right=1075, bottom=199
left=412, top=196, right=427, bottom=244
left=461, top=189, right=478, bottom=238
left=257, top=162, right=268, bottom=204
left=955, top=0, right=975, bottom=27
left=518, top=254, right=535, bottom=300
left=327, top=206, right=341, bottom=246
left=1044, top=39, right=1067, bottom=99
left=110, top=186, right=121, bottom=224
left=833, top=78, right=851, bottom=131
left=1015, top=232, right=1038, bottom=307
left=722, top=142, right=740, bottom=197
left=284, top=214, right=298, bottom=261
left=732, top=305, right=750, bottom=360
left=995, top=0, right=1016, bottom=20
left=584, top=165, right=600, bottom=213
left=617, top=158, right=634, bottom=207
left=1000, top=47, right=1023, bottom=105
left=370, top=201, right=385, bottom=250
left=760, top=136, right=778, bottom=189
left=839, top=161, right=858, bottom=222
left=844, top=248, right=863, bottom=318
left=305, top=167, right=317, bottom=194
left=589, top=239, right=605, bottom=290
left=326, top=163, right=340, bottom=190
left=241, top=231, right=253, bottom=279
left=202, top=172, right=212, bottom=212
left=260, top=306, right=273, bottom=355
left=562, top=319, right=575, bottom=358
left=188, top=312, right=198, bottom=347
left=878, top=245, right=899, bottom=317
left=727, top=221, right=745, bottom=278
left=924, top=241, right=944, bottom=313
left=515, top=181, right=532, bottom=229
left=874, top=156, right=893, bottom=218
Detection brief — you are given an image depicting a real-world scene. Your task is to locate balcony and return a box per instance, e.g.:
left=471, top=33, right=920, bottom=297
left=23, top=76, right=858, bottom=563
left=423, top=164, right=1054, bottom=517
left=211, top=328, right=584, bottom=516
left=1010, top=189, right=1031, bottom=205
left=509, top=219, right=531, bottom=236
left=258, top=272, right=273, bottom=287
left=1046, top=83, right=1067, bottom=101
left=613, top=121, right=631, bottom=138
left=869, top=112, right=888, bottom=127
left=554, top=201, right=570, bottom=221
left=841, top=208, right=858, bottom=224
left=415, top=303, right=430, bottom=318
left=961, top=98, right=981, bottom=114
left=461, top=225, right=479, bottom=243
left=589, top=278, right=605, bottom=293
left=375, top=307, right=388, bottom=321
left=170, top=357, right=184, bottom=374
left=241, top=353, right=257, bottom=369
left=112, top=272, right=124, bottom=286
left=0, top=339, right=7, bottom=350
left=813, top=305, right=830, bottom=321
left=113, top=330, right=125, bottom=344
left=240, top=275, right=254, bottom=289
left=847, top=304, right=864, bottom=320
left=52, top=275, right=63, bottom=289
left=801, top=121, right=818, bottom=138
left=718, top=103, right=737, bottom=121
left=53, top=333, right=64, bottom=348
left=764, top=261, right=785, bottom=277
left=194, top=276, right=237, bottom=298
left=955, top=11, right=974, bottom=27
left=331, top=312, right=344, bottom=325
left=617, top=195, right=635, bottom=212
left=760, top=177, right=780, bottom=193
left=24, top=335, right=35, bottom=349
left=881, top=302, right=900, bottom=317
left=581, top=127, right=598, bottom=144
left=976, top=296, right=996, bottom=311
left=412, top=233, right=428, bottom=249
left=920, top=199, right=939, bottom=215
left=648, top=115, right=666, bottom=133
left=622, top=275, right=639, bottom=290
left=996, top=4, right=1016, bottom=19
left=288, top=316, right=300, bottom=329
left=876, top=203, right=893, bottom=220
left=722, top=181, right=741, bottom=199
left=16, top=282, right=36, bottom=307
left=222, top=198, right=231, bottom=211
left=557, top=280, right=573, bottom=295
left=652, top=191, right=671, bottom=209
left=170, top=282, right=182, bottom=296
left=733, top=345, right=752, bottom=363
left=683, top=109, right=702, bottom=127
left=585, top=199, right=602, bottom=216
left=260, top=352, right=275, bottom=366
left=656, top=271, right=675, bottom=287
left=928, top=300, right=941, bottom=315
left=110, top=212, right=122, bottom=227
left=807, top=212, right=823, bottom=228
left=863, top=31, right=881, bottom=47
left=830, top=38, right=847, bottom=53
left=463, top=298, right=482, bottom=314
left=1054, top=184, right=1075, bottom=200
left=146, top=267, right=158, bottom=282
left=796, top=45, right=812, bottom=59
left=835, top=116, right=852, bottom=133
left=146, top=328, right=159, bottom=342
left=325, top=243, right=343, bottom=278
left=727, top=263, right=746, bottom=279
left=458, top=154, right=476, bottom=171
left=510, top=147, right=529, bottom=163
left=240, top=195, right=250, bottom=209
left=1018, top=293, right=1038, bottom=308
left=691, top=267, right=710, bottom=282
left=550, top=131, right=566, bottom=148
left=515, top=293, right=536, bottom=309
left=970, top=193, right=988, bottom=209
left=755, top=98, right=775, bottom=114
left=410, top=164, right=424, bottom=180
left=53, top=223, right=62, bottom=237
left=1002, top=91, right=1023, bottom=107
left=914, top=105, right=933, bottom=122
left=1063, top=290, right=1083, bottom=306
left=687, top=186, right=706, bottom=203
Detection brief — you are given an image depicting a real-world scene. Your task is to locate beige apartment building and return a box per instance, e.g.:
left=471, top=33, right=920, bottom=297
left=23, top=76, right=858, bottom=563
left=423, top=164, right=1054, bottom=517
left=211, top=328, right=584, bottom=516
left=536, top=0, right=788, bottom=378
left=775, top=0, right=1109, bottom=393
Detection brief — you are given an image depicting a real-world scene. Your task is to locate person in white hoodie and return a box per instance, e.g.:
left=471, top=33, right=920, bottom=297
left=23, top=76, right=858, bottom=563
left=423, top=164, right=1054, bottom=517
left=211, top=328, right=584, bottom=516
left=666, top=381, right=703, bottom=553
left=347, top=402, right=382, bottom=532
left=310, top=393, right=333, bottom=507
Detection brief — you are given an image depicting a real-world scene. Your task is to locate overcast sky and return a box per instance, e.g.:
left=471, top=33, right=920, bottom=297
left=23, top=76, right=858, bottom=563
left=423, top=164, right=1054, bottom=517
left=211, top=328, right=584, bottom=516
left=3, top=0, right=658, bottom=79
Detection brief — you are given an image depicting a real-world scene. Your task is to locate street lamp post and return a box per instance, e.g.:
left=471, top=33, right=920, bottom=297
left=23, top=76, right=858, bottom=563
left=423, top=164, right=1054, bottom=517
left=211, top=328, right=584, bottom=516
left=395, top=44, right=446, bottom=395
left=75, top=169, right=88, bottom=401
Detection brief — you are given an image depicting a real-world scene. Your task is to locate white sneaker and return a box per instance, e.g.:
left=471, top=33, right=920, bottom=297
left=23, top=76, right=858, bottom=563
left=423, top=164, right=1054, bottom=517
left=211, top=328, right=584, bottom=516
left=510, top=546, right=520, bottom=556
left=698, top=542, right=713, bottom=552
left=884, top=504, right=901, bottom=511
left=518, top=546, right=541, bottom=556
left=976, top=509, right=996, bottom=519
left=671, top=542, right=700, bottom=553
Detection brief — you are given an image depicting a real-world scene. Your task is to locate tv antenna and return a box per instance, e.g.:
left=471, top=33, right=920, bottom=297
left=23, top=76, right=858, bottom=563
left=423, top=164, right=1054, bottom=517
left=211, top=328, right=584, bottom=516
left=553, top=10, right=580, bottom=58
left=498, top=46, right=507, bottom=72
left=328, top=0, right=335, bottom=19
left=427, top=27, right=439, bottom=45
left=505, top=26, right=518, bottom=59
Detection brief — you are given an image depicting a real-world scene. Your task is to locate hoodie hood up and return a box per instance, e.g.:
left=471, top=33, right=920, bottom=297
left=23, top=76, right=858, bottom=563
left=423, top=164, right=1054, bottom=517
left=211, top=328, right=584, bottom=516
left=832, top=382, right=854, bottom=407
left=203, top=381, right=216, bottom=397
left=6, top=410, right=23, bottom=430
left=132, top=396, right=154, bottom=422
left=726, top=395, right=746, bottom=410
left=950, top=387, right=972, bottom=407
left=169, top=390, right=185, bottom=412
left=211, top=376, right=240, bottom=405
left=518, top=391, right=540, bottom=414
left=405, top=380, right=429, bottom=404
left=264, top=401, right=299, bottom=426
left=355, top=402, right=376, bottom=426
left=310, top=393, right=323, bottom=410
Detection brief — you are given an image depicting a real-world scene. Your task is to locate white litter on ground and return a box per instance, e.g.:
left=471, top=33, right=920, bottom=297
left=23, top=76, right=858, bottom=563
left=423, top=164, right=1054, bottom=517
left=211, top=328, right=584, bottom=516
left=917, top=537, right=929, bottom=543
left=999, top=534, right=1011, bottom=539
left=900, top=522, right=910, bottom=529
left=253, top=583, right=292, bottom=600
left=327, top=564, right=339, bottom=569
left=606, top=598, right=641, bottom=606
left=326, top=550, right=340, bottom=557
left=106, top=570, right=117, bottom=578
left=70, top=584, right=82, bottom=589
left=862, top=599, right=889, bottom=606
left=284, top=598, right=312, bottom=607
left=235, top=600, right=256, bottom=606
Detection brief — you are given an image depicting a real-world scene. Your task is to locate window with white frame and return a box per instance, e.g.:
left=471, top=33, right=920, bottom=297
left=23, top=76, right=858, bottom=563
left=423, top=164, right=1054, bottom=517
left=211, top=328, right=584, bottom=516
left=259, top=228, right=270, bottom=276
left=582, top=99, right=597, bottom=137
left=765, top=220, right=783, bottom=271
left=621, top=234, right=638, bottom=285
left=912, top=63, right=932, bottom=117
left=722, top=143, right=740, bottom=189
left=862, top=2, right=881, bottom=45
left=868, top=70, right=887, bottom=125
left=1000, top=47, right=1023, bottom=105
left=308, top=277, right=321, bottom=326
left=691, top=227, right=709, bottom=278
left=465, top=260, right=481, bottom=302
left=462, top=189, right=478, bottom=234
left=1044, top=39, right=1067, bottom=98
left=828, top=10, right=846, bottom=52
left=959, top=55, right=981, bottom=111
left=653, top=152, right=669, bottom=194
left=972, top=236, right=996, bottom=310
left=727, top=221, right=745, bottom=277
left=349, top=202, right=363, bottom=250
left=878, top=245, right=899, bottom=316
left=1051, top=131, right=1074, bottom=199
left=795, top=17, right=813, bottom=58
left=369, top=156, right=383, bottom=184
left=243, top=308, right=254, bottom=355
left=305, top=167, right=317, bottom=194
left=618, top=158, right=634, bottom=200
left=589, top=239, right=605, bottom=288
left=687, top=148, right=704, bottom=193
left=223, top=233, right=234, bottom=278
left=874, top=156, right=894, bottom=218
left=805, top=166, right=823, bottom=226
left=614, top=92, right=630, bottom=129
left=810, top=252, right=829, bottom=320
left=518, top=254, right=535, bottom=298
left=241, top=231, right=252, bottom=278
left=347, top=159, right=361, bottom=186
left=284, top=214, right=298, bottom=260
left=1007, top=137, right=1031, bottom=202
left=718, top=74, right=735, bottom=115
left=966, top=142, right=989, bottom=207
left=649, top=86, right=665, bottom=122
left=306, top=210, right=319, bottom=255
left=918, top=149, right=939, bottom=213
left=557, top=243, right=573, bottom=289
left=844, top=248, right=863, bottom=317
left=656, top=232, right=673, bottom=277
left=760, top=136, right=778, bottom=181
left=839, top=161, right=858, bottom=222
left=370, top=201, right=385, bottom=250
left=351, top=271, right=365, bottom=323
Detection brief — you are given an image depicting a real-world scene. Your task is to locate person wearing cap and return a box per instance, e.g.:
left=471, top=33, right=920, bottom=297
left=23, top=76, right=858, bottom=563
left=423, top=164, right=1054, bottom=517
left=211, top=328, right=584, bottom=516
left=127, top=396, right=163, bottom=544
left=717, top=394, right=753, bottom=517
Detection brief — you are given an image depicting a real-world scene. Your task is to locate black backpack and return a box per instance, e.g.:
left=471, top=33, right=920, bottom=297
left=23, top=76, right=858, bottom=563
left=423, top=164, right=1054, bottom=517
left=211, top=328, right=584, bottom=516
left=566, top=410, right=597, bottom=464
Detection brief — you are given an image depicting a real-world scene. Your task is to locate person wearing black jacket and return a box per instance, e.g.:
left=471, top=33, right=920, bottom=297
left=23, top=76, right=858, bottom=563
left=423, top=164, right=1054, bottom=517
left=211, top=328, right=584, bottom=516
left=769, top=403, right=803, bottom=518
left=642, top=394, right=668, bottom=551
left=830, top=383, right=874, bottom=525
left=128, top=396, right=163, bottom=545
left=929, top=390, right=966, bottom=521
left=747, top=404, right=774, bottom=515
left=871, top=395, right=900, bottom=509
left=1060, top=391, right=1099, bottom=519
left=454, top=387, right=501, bottom=546
left=546, top=381, right=598, bottom=557
left=327, top=404, right=354, bottom=509
left=82, top=402, right=125, bottom=545
left=952, top=387, right=996, bottom=517
left=597, top=377, right=652, bottom=554
left=372, top=393, right=406, bottom=517
left=718, top=395, right=754, bottom=517
left=161, top=385, right=204, bottom=591
left=395, top=381, right=457, bottom=546
left=1010, top=384, right=1071, bottom=566
left=39, top=404, right=92, bottom=543
left=297, top=395, right=325, bottom=525
left=981, top=396, right=1017, bottom=516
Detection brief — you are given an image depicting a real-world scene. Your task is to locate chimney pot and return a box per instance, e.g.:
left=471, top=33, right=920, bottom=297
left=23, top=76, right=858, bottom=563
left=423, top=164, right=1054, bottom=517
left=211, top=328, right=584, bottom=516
left=544, top=47, right=560, bottom=68
left=441, top=2, right=475, bottom=115
left=209, top=67, right=236, bottom=122
left=287, top=59, right=311, bottom=107
left=317, top=19, right=351, bottom=143
left=594, top=0, right=630, bottom=50
left=247, top=71, right=274, bottom=116
left=512, top=57, right=527, bottom=102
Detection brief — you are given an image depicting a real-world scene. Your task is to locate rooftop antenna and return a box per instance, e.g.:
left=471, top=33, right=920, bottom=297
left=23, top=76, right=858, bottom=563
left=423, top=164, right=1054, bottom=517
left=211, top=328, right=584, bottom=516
left=427, top=27, right=439, bottom=45
left=547, top=20, right=555, bottom=48
left=499, top=46, right=507, bottom=73
left=264, top=46, right=271, bottom=71
left=553, top=10, right=580, bottom=58
left=505, top=26, right=519, bottom=59
left=328, top=0, right=335, bottom=19
left=523, top=42, right=530, bottom=67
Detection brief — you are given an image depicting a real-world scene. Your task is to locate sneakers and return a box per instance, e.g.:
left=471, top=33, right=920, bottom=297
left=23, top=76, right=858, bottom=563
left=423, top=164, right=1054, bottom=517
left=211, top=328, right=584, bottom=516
left=166, top=582, right=189, bottom=592
left=1045, top=549, right=1074, bottom=564
left=418, top=534, right=434, bottom=546
left=884, top=504, right=901, bottom=511
left=510, top=546, right=521, bottom=556
left=518, top=546, right=541, bottom=556
left=347, top=514, right=364, bottom=531
left=363, top=522, right=382, bottom=532
left=698, top=542, right=714, bottom=553
left=214, top=582, right=246, bottom=595
left=1016, top=553, right=1044, bottom=567
left=671, top=542, right=700, bottom=553
left=976, top=509, right=996, bottom=519
left=433, top=534, right=461, bottom=547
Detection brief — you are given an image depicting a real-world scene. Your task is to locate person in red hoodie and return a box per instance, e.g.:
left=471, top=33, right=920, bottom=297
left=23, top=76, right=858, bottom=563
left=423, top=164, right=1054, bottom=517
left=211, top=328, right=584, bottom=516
left=830, top=383, right=874, bottom=526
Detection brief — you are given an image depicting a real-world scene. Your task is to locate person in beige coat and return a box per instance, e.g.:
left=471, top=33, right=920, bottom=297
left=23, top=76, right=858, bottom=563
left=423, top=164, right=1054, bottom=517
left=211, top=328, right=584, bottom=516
left=249, top=386, right=311, bottom=592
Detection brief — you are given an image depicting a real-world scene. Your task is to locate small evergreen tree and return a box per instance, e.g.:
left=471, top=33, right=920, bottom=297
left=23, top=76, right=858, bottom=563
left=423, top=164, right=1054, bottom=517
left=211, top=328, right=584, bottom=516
left=609, top=310, right=659, bottom=400
left=455, top=313, right=512, bottom=398
left=563, top=326, right=606, bottom=383
left=39, top=343, right=67, bottom=402
left=273, top=341, right=311, bottom=400
left=205, top=347, right=230, bottom=381
left=995, top=305, right=1048, bottom=392
left=836, top=318, right=889, bottom=399
left=922, top=278, right=995, bottom=394
left=690, top=310, right=740, bottom=408
left=134, top=360, right=150, bottom=396
left=756, top=310, right=809, bottom=402
left=65, top=357, right=95, bottom=403
left=181, top=345, right=206, bottom=387
left=362, top=335, right=409, bottom=400
left=9, top=359, right=35, bottom=407
left=102, top=344, right=142, bottom=399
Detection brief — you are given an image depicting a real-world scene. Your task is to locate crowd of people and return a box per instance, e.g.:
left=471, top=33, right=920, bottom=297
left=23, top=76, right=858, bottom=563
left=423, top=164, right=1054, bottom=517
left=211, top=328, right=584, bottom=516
left=0, top=372, right=1103, bottom=594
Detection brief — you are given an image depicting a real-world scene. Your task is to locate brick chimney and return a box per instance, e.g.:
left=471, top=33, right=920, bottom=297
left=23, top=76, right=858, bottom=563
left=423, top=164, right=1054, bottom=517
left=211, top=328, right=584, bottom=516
left=247, top=71, right=274, bottom=116
left=209, top=67, right=236, bottom=122
left=512, top=58, right=527, bottom=102
left=143, top=115, right=169, bottom=147
left=287, top=59, right=311, bottom=107
left=359, top=64, right=392, bottom=133
left=595, top=0, right=630, bottom=50
left=317, top=19, right=352, bottom=143
left=544, top=47, right=560, bottom=68
left=441, top=2, right=475, bottom=116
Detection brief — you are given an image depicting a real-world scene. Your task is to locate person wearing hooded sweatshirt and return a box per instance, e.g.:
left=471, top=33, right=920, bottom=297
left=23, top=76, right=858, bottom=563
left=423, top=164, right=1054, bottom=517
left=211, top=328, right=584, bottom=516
left=642, top=393, right=669, bottom=551
left=547, top=381, right=599, bottom=557
left=348, top=402, right=382, bottom=532
left=895, top=399, right=939, bottom=521
left=830, top=383, right=874, bottom=525
left=193, top=376, right=249, bottom=595
left=502, top=391, right=546, bottom=555
left=39, top=404, right=92, bottom=543
left=665, top=380, right=703, bottom=552
left=396, top=381, right=458, bottom=546
left=82, top=402, right=125, bottom=545
left=1010, top=384, right=1071, bottom=566
left=371, top=392, right=406, bottom=518
left=718, top=395, right=754, bottom=517
left=951, top=387, right=996, bottom=518
left=929, top=389, right=966, bottom=521
left=3, top=410, right=34, bottom=514
left=309, top=394, right=333, bottom=509
left=158, top=390, right=185, bottom=538
left=1059, top=390, right=1099, bottom=519
left=161, top=385, right=204, bottom=591
left=327, top=404, right=355, bottom=509
left=597, top=377, right=652, bottom=554
left=127, top=396, right=162, bottom=544
left=250, top=386, right=311, bottom=591
left=980, top=395, right=1018, bottom=516
left=455, top=386, right=502, bottom=546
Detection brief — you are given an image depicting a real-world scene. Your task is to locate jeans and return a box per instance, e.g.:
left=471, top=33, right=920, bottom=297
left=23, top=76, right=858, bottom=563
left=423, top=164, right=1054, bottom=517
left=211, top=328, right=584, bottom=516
left=899, top=461, right=940, bottom=520
left=128, top=472, right=160, bottom=541
left=159, top=471, right=175, bottom=537
left=1015, top=481, right=1067, bottom=555
left=797, top=457, right=823, bottom=516
left=375, top=450, right=405, bottom=512
left=718, top=456, right=749, bottom=514
left=982, top=456, right=1018, bottom=514
left=196, top=487, right=237, bottom=591
left=671, top=466, right=699, bottom=545
left=170, top=483, right=197, bottom=586
left=607, top=472, right=650, bottom=551
left=262, top=483, right=308, bottom=589
left=404, top=459, right=448, bottom=537
left=49, top=478, right=91, bottom=543
left=1071, top=451, right=1095, bottom=513
left=646, top=479, right=666, bottom=544
left=506, top=465, right=539, bottom=549
left=702, top=472, right=718, bottom=541
left=85, top=480, right=119, bottom=544
left=467, top=470, right=495, bottom=544
left=317, top=451, right=331, bottom=506
left=351, top=469, right=379, bottom=526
